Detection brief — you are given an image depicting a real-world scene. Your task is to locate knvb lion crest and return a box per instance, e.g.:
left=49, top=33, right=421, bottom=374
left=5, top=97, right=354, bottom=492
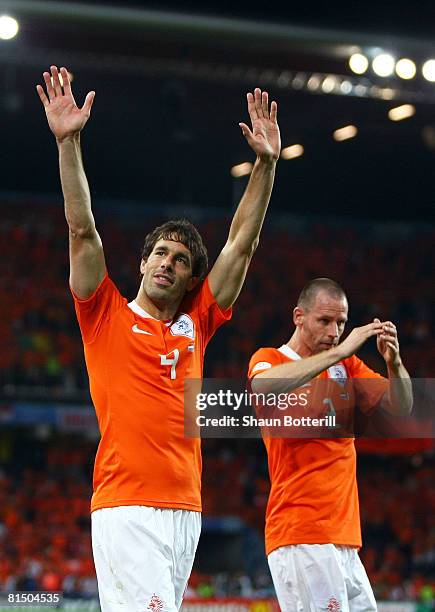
left=327, top=363, right=348, bottom=388
left=170, top=313, right=195, bottom=339
left=147, top=594, right=164, bottom=612
left=327, top=597, right=341, bottom=611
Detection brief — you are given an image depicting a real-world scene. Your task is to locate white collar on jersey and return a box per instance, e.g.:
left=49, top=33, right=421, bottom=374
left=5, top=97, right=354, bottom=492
left=128, top=300, right=156, bottom=318
left=128, top=300, right=172, bottom=326
left=278, top=344, right=301, bottom=360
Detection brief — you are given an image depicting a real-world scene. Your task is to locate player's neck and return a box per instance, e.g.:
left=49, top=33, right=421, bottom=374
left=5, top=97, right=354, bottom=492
left=134, top=290, right=180, bottom=322
left=287, top=331, right=312, bottom=358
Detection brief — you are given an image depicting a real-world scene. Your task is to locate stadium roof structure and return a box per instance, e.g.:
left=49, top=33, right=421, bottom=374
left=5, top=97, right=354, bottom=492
left=1, top=0, right=434, bottom=220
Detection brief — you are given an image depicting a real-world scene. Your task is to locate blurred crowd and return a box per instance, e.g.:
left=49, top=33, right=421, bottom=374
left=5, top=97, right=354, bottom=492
left=0, top=197, right=434, bottom=604
left=0, top=434, right=433, bottom=603
left=1, top=198, right=434, bottom=400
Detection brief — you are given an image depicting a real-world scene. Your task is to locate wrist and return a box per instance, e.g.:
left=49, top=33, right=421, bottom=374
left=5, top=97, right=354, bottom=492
left=387, top=359, right=403, bottom=374
left=56, top=132, right=80, bottom=146
left=255, top=155, right=277, bottom=168
left=329, top=345, right=345, bottom=363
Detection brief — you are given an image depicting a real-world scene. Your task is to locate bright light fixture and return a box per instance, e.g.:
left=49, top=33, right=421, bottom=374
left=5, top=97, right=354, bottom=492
left=380, top=88, right=395, bottom=100
left=0, top=15, right=19, bottom=40
left=333, top=125, right=358, bottom=142
left=372, top=54, right=395, bottom=77
left=354, top=84, right=368, bottom=97
left=422, top=59, right=435, bottom=82
left=281, top=144, right=304, bottom=160
left=322, top=76, right=337, bottom=94
left=349, top=54, right=368, bottom=75
left=307, top=75, right=321, bottom=91
left=230, top=162, right=253, bottom=178
left=340, top=80, right=353, bottom=94
left=395, top=58, right=416, bottom=80
left=388, top=104, right=415, bottom=121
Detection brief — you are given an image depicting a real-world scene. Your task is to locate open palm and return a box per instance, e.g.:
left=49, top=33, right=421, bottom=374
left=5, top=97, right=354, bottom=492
left=36, top=66, right=95, bottom=142
left=239, top=88, right=281, bottom=161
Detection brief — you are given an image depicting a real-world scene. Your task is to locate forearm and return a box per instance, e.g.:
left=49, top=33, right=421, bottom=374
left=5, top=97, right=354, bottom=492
left=252, top=347, right=343, bottom=394
left=227, top=157, right=276, bottom=254
left=58, top=134, right=95, bottom=236
left=382, top=362, right=413, bottom=415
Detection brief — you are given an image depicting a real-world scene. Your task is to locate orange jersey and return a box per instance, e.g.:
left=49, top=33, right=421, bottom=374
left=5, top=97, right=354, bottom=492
left=72, top=274, right=231, bottom=513
left=248, top=344, right=388, bottom=554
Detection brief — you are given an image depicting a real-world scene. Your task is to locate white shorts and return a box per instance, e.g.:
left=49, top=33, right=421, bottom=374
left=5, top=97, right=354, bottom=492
left=268, top=544, right=377, bottom=612
left=91, top=506, right=201, bottom=612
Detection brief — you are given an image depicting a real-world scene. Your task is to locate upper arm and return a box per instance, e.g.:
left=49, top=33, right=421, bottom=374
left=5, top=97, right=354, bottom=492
left=208, top=241, right=255, bottom=310
left=69, top=227, right=107, bottom=299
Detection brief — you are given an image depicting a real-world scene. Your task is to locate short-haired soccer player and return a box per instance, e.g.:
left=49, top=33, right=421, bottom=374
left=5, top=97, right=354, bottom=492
left=37, top=66, right=281, bottom=612
left=248, top=277, right=412, bottom=612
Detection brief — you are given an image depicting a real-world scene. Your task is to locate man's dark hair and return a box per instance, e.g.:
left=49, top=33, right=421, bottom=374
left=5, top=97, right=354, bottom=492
left=297, top=278, right=347, bottom=310
left=141, top=219, right=209, bottom=280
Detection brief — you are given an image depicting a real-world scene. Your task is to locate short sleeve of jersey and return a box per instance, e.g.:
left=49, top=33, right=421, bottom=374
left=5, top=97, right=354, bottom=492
left=345, top=354, right=389, bottom=415
left=248, top=347, right=285, bottom=379
left=70, top=274, right=126, bottom=344
left=192, top=277, right=232, bottom=346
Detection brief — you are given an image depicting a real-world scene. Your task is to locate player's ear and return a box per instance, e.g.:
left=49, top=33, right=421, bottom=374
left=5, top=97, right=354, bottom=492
left=293, top=306, right=304, bottom=327
left=187, top=276, right=201, bottom=292
left=140, top=258, right=147, bottom=275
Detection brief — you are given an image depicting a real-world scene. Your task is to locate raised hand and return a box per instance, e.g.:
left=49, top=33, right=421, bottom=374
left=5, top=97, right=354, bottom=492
left=374, top=318, right=402, bottom=368
left=36, top=66, right=95, bottom=142
left=239, top=88, right=281, bottom=162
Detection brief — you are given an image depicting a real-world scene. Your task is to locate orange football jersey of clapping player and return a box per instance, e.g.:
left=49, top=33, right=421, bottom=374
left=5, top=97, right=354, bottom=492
left=248, top=344, right=388, bottom=554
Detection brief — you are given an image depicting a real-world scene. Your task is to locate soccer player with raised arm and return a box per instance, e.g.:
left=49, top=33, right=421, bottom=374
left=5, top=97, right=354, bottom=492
left=248, top=278, right=412, bottom=612
left=37, top=66, right=281, bottom=612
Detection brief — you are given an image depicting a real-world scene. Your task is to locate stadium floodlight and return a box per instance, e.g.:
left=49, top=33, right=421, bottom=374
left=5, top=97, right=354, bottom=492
left=395, top=58, right=416, bottom=80
left=307, top=74, right=321, bottom=91
left=380, top=88, right=395, bottom=100
left=422, top=59, right=435, bottom=82
left=372, top=54, right=395, bottom=77
left=349, top=53, right=369, bottom=75
left=354, top=84, right=368, bottom=97
left=322, top=76, right=338, bottom=94
left=333, top=125, right=358, bottom=142
left=340, top=80, right=353, bottom=94
left=388, top=104, right=416, bottom=121
left=281, top=144, right=304, bottom=160
left=0, top=15, right=19, bottom=40
left=230, top=162, right=253, bottom=177
left=291, top=73, right=306, bottom=90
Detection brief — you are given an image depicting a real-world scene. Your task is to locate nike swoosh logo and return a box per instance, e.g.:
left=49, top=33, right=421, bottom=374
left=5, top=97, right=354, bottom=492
left=132, top=324, right=153, bottom=335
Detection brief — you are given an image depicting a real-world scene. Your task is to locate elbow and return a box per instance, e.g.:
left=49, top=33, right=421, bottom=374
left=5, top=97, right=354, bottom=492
left=69, top=223, right=96, bottom=240
left=393, top=404, right=413, bottom=417
left=236, top=237, right=259, bottom=260
left=250, top=237, right=260, bottom=256
left=384, top=398, right=413, bottom=417
left=403, top=393, right=413, bottom=415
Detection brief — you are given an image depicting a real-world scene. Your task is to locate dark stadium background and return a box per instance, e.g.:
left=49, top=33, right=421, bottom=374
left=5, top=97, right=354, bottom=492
left=0, top=0, right=434, bottom=610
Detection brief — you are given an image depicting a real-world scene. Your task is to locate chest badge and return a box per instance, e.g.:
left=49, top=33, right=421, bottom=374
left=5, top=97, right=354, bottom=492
left=170, top=313, right=195, bottom=339
left=327, top=363, right=348, bottom=387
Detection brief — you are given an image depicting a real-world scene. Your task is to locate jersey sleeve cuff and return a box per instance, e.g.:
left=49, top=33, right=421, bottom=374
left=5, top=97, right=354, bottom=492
left=70, top=271, right=109, bottom=303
